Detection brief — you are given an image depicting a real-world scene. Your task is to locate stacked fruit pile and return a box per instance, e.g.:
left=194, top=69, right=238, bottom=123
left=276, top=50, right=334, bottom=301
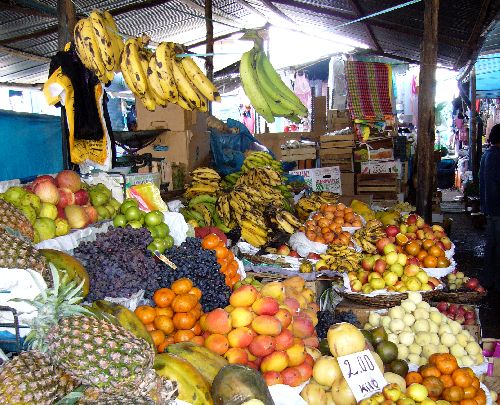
left=444, top=272, right=486, bottom=293
left=135, top=279, right=204, bottom=353
left=0, top=170, right=116, bottom=241
left=113, top=198, right=173, bottom=253
left=200, top=276, right=319, bottom=387
left=216, top=166, right=302, bottom=247
left=295, top=192, right=339, bottom=221
left=347, top=241, right=440, bottom=293
left=351, top=219, right=387, bottom=254
left=404, top=353, right=486, bottom=405
left=240, top=39, right=308, bottom=123
left=184, top=167, right=221, bottom=199
left=365, top=292, right=484, bottom=367
left=200, top=233, right=240, bottom=288
left=301, top=323, right=386, bottom=404
left=298, top=202, right=361, bottom=245
left=317, top=245, right=363, bottom=273
left=241, top=151, right=284, bottom=174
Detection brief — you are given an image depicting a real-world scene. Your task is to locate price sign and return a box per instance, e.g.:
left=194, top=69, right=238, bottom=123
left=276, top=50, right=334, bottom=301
left=337, top=349, right=387, bottom=402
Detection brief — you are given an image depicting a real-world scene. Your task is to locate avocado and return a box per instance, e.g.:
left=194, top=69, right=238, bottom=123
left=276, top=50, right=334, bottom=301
left=361, top=329, right=375, bottom=347
left=370, top=326, right=388, bottom=345
left=389, top=359, right=409, bottom=377
left=376, top=341, right=398, bottom=364
left=319, top=338, right=331, bottom=356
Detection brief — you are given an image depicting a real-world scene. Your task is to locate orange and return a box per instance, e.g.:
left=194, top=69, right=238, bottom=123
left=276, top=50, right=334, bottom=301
left=405, top=372, right=423, bottom=385
left=422, top=239, right=435, bottom=250
left=172, top=294, right=198, bottom=312
left=429, top=245, right=445, bottom=257
left=463, top=386, right=478, bottom=399
left=190, top=335, right=205, bottom=346
left=201, top=234, right=220, bottom=249
left=174, top=329, right=195, bottom=343
left=189, top=303, right=203, bottom=320
left=153, top=288, right=176, bottom=308
left=155, top=307, right=174, bottom=318
left=150, top=329, right=166, bottom=346
left=173, top=312, right=197, bottom=330
left=144, top=323, right=155, bottom=332
left=421, top=365, right=442, bottom=378
left=214, top=245, right=229, bottom=260
left=452, top=369, right=473, bottom=388
left=135, top=305, right=156, bottom=324
left=417, top=250, right=429, bottom=262
left=171, top=278, right=193, bottom=294
left=471, top=377, right=480, bottom=389
left=460, top=400, right=478, bottom=405
left=187, top=287, right=202, bottom=301
left=429, top=353, right=442, bottom=366
left=225, top=251, right=235, bottom=263
left=423, top=255, right=438, bottom=268
left=436, top=353, right=459, bottom=375
left=190, top=322, right=202, bottom=335
left=440, top=374, right=455, bottom=388
left=154, top=315, right=175, bottom=334
left=443, top=387, right=465, bottom=402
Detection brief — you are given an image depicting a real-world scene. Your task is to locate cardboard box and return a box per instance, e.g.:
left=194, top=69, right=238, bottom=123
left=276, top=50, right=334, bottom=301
left=340, top=173, right=355, bottom=195
left=136, top=99, right=208, bottom=132
left=137, top=129, right=210, bottom=173
left=289, top=167, right=342, bottom=194
left=337, top=194, right=373, bottom=206
left=360, top=160, right=403, bottom=179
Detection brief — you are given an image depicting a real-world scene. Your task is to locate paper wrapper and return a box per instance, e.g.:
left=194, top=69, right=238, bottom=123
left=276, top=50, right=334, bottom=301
left=270, top=382, right=308, bottom=405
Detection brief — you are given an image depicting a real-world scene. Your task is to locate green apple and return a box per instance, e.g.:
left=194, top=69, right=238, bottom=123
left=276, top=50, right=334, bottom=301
left=370, top=277, right=386, bottom=290
left=39, top=202, right=58, bottom=220
left=416, top=271, right=429, bottom=284
left=109, top=198, right=121, bottom=211
left=96, top=206, right=110, bottom=220
left=124, top=206, right=142, bottom=222
left=144, top=210, right=164, bottom=227
left=34, top=217, right=56, bottom=241
left=397, top=253, right=407, bottom=266
left=127, top=220, right=142, bottom=229
left=120, top=198, right=138, bottom=214
left=383, top=271, right=399, bottom=286
left=362, top=284, right=373, bottom=294
left=164, top=235, right=174, bottom=249
left=89, top=189, right=108, bottom=207
left=390, top=263, right=404, bottom=277
left=385, top=251, right=399, bottom=265
left=55, top=218, right=70, bottom=236
left=405, top=276, right=422, bottom=291
left=155, top=223, right=170, bottom=238
left=113, top=214, right=127, bottom=228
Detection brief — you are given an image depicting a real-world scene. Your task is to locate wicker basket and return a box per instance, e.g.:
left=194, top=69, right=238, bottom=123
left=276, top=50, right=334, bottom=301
left=431, top=290, right=487, bottom=304
left=336, top=290, right=436, bottom=308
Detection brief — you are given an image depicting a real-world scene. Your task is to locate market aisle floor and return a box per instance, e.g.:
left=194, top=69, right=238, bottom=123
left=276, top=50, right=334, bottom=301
left=446, top=212, right=499, bottom=338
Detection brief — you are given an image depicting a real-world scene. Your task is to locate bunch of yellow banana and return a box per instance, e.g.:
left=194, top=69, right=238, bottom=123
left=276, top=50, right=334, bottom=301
left=319, top=245, right=363, bottom=272
left=241, top=151, right=283, bottom=173
left=240, top=43, right=308, bottom=124
left=121, top=39, right=220, bottom=112
left=184, top=167, right=221, bottom=199
left=352, top=219, right=386, bottom=254
left=74, top=10, right=123, bottom=82
left=295, top=192, right=340, bottom=220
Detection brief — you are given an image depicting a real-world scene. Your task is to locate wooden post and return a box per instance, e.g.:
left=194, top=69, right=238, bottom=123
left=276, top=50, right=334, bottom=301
left=469, top=67, right=478, bottom=185
left=205, top=0, right=214, bottom=114
left=416, top=0, right=439, bottom=223
left=57, top=0, right=76, bottom=169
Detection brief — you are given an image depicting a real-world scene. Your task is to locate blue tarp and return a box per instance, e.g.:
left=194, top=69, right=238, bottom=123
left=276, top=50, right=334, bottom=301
left=0, top=110, right=63, bottom=181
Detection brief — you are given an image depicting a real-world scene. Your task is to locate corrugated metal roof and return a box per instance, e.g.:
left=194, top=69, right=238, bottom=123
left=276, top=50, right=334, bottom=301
left=0, top=0, right=498, bottom=84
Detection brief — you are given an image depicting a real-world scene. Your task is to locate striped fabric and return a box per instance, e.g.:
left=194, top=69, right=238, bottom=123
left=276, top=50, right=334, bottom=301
left=346, top=61, right=393, bottom=121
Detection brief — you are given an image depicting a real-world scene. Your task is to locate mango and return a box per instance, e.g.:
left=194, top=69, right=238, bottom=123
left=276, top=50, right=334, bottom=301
left=227, top=327, right=255, bottom=349
left=229, top=307, right=254, bottom=328
left=229, top=285, right=259, bottom=307
left=205, top=308, right=231, bottom=334
left=260, top=281, right=285, bottom=302
left=286, top=342, right=306, bottom=366
left=251, top=297, right=279, bottom=316
left=248, top=335, right=276, bottom=357
left=260, top=350, right=289, bottom=373
left=251, top=315, right=282, bottom=336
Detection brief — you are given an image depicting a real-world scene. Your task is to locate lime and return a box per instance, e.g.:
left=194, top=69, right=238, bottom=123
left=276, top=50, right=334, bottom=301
left=147, top=226, right=158, bottom=238
left=152, top=238, right=168, bottom=253
left=120, top=199, right=138, bottom=214
left=144, top=210, right=164, bottom=227
left=164, top=235, right=174, bottom=249
left=96, top=205, right=109, bottom=220
left=124, top=206, right=142, bottom=222
left=109, top=198, right=121, bottom=211
left=155, top=223, right=170, bottom=238
left=127, top=220, right=142, bottom=229
left=113, top=214, right=127, bottom=228
left=105, top=204, right=115, bottom=217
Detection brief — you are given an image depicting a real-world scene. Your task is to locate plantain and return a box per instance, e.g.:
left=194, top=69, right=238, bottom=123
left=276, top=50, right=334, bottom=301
left=154, top=353, right=213, bottom=405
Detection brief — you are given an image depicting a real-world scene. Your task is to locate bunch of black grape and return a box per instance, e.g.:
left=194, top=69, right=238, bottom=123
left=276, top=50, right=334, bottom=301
left=315, top=310, right=361, bottom=338
left=148, top=237, right=231, bottom=312
left=74, top=227, right=160, bottom=302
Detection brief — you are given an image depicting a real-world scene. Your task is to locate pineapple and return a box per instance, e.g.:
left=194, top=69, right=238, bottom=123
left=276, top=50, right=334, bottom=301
left=0, top=199, right=35, bottom=241
left=0, top=228, right=48, bottom=277
left=21, top=265, right=178, bottom=404
left=0, top=350, right=77, bottom=404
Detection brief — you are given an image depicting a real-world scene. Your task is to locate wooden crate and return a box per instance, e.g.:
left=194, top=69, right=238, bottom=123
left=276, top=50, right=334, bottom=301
left=327, top=110, right=352, bottom=131
left=356, top=173, right=399, bottom=200
left=320, top=133, right=356, bottom=148
left=280, top=146, right=317, bottom=162
left=320, top=134, right=354, bottom=172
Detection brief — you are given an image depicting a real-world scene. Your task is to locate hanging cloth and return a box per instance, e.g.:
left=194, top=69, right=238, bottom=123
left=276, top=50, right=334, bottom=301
left=294, top=72, right=311, bottom=110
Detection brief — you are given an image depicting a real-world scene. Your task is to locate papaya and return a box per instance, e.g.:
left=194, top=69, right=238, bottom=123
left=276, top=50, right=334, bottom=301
left=154, top=353, right=213, bottom=405
left=39, top=249, right=90, bottom=297
left=211, top=364, right=274, bottom=405
left=90, top=300, right=154, bottom=346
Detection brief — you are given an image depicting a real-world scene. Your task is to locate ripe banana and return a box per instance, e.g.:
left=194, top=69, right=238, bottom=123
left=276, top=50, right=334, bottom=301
left=241, top=227, right=267, bottom=247
left=123, top=38, right=148, bottom=95
left=280, top=211, right=302, bottom=228
left=102, top=10, right=123, bottom=71
left=166, top=342, right=228, bottom=384
left=155, top=42, right=179, bottom=103
left=239, top=48, right=274, bottom=123
left=171, top=59, right=201, bottom=109
left=153, top=353, right=213, bottom=405
left=272, top=213, right=295, bottom=234
left=180, top=55, right=221, bottom=102
left=89, top=11, right=115, bottom=79
left=74, top=19, right=107, bottom=81
left=241, top=219, right=268, bottom=238
left=147, top=55, right=169, bottom=104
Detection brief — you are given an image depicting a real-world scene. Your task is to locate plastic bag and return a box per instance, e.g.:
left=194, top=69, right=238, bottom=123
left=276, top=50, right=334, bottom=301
left=210, top=118, right=274, bottom=176
left=289, top=232, right=328, bottom=258
left=127, top=183, right=169, bottom=212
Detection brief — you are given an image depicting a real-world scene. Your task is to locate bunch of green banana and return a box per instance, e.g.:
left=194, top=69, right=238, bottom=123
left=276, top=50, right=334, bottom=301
left=180, top=193, right=229, bottom=232
left=239, top=43, right=308, bottom=123
left=121, top=39, right=219, bottom=112
left=74, top=10, right=123, bottom=82
left=184, top=167, right=221, bottom=199
left=241, top=151, right=283, bottom=173
left=320, top=245, right=363, bottom=272
left=221, top=172, right=242, bottom=189
left=352, top=219, right=386, bottom=253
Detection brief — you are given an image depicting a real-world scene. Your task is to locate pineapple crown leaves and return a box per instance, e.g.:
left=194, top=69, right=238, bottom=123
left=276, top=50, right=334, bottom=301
left=11, top=263, right=93, bottom=351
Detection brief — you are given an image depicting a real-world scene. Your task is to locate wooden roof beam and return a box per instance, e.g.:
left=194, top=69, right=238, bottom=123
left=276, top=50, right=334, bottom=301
left=348, top=0, right=383, bottom=52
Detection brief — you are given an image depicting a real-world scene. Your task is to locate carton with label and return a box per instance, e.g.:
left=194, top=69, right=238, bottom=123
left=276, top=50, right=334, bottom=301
left=289, top=167, right=342, bottom=194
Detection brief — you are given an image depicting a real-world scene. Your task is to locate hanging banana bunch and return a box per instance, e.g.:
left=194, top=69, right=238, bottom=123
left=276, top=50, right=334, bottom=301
left=239, top=31, right=308, bottom=124
left=74, top=10, right=123, bottom=82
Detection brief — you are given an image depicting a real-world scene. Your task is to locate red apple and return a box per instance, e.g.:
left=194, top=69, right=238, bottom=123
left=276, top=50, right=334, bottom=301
left=456, top=306, right=466, bottom=317
left=436, top=302, right=449, bottom=313
left=35, top=182, right=60, bottom=205
left=386, top=225, right=400, bottom=237
left=55, top=170, right=81, bottom=192
left=84, top=205, right=98, bottom=224
left=465, top=278, right=479, bottom=290
left=288, top=250, right=300, bottom=258
left=440, top=237, right=452, bottom=250
left=277, top=245, right=291, bottom=256
left=31, top=175, right=56, bottom=190
left=361, top=257, right=375, bottom=271
left=448, top=304, right=458, bottom=315
left=376, top=237, right=391, bottom=253
left=455, top=314, right=465, bottom=325
left=407, top=256, right=420, bottom=265
left=407, top=214, right=418, bottom=225
left=57, top=188, right=75, bottom=209
left=307, top=252, right=321, bottom=260
left=74, top=189, right=89, bottom=206
left=464, top=310, right=476, bottom=320
left=57, top=206, right=66, bottom=219
left=358, top=270, right=370, bottom=284
left=373, top=259, right=387, bottom=274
